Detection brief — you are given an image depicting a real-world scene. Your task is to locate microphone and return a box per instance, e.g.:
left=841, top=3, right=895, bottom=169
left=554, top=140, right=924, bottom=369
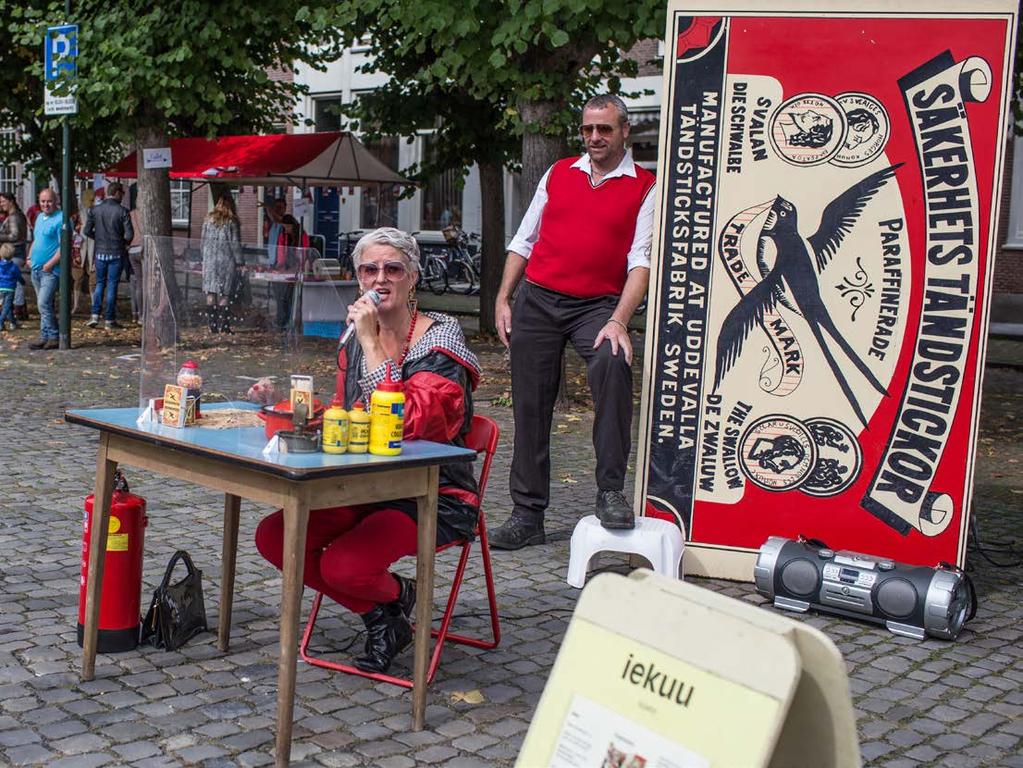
left=338, top=289, right=380, bottom=347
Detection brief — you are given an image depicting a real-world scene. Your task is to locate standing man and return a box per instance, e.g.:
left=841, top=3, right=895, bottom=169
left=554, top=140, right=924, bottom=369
left=84, top=181, right=134, bottom=329
left=489, top=94, right=656, bottom=550
left=27, top=188, right=64, bottom=350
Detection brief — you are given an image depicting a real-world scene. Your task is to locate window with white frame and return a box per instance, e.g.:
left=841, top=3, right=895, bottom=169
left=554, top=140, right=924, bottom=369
left=0, top=164, right=16, bottom=195
left=314, top=97, right=344, bottom=133
left=170, top=180, right=190, bottom=227
left=1005, top=135, right=1023, bottom=249
left=0, top=130, right=17, bottom=194
left=630, top=110, right=660, bottom=172
left=361, top=137, right=400, bottom=229
left=420, top=134, right=463, bottom=231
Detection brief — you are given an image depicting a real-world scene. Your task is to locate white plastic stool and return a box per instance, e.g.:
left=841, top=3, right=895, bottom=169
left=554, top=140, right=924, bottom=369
left=567, top=515, right=685, bottom=588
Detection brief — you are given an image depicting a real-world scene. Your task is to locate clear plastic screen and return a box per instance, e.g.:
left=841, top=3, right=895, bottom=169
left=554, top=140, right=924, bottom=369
left=138, top=235, right=359, bottom=445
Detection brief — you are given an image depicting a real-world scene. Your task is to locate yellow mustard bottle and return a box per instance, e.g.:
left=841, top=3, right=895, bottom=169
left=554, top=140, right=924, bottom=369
left=321, top=396, right=349, bottom=454
left=369, top=363, right=405, bottom=456
left=348, top=401, right=371, bottom=454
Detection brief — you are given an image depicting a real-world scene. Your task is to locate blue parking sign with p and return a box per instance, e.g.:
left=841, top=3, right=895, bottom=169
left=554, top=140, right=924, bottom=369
left=45, top=24, right=77, bottom=80
left=44, top=24, right=78, bottom=115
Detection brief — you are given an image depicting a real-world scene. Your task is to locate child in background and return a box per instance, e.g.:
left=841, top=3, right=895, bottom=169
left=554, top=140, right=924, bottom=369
left=0, top=242, right=25, bottom=330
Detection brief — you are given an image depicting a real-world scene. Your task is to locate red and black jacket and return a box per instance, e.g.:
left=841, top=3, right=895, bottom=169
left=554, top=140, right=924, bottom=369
left=339, top=311, right=482, bottom=544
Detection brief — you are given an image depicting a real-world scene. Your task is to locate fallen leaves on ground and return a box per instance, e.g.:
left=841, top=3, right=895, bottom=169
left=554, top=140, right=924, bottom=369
left=449, top=690, right=485, bottom=705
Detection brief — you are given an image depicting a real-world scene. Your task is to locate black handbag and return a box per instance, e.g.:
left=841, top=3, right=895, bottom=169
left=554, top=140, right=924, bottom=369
left=141, top=550, right=209, bottom=651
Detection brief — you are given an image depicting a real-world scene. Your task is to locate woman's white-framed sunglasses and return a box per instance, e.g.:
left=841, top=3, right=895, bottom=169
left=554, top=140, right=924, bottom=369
left=357, top=261, right=408, bottom=280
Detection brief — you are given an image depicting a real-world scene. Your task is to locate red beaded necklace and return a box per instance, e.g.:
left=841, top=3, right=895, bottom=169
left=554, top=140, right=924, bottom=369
left=336, top=307, right=420, bottom=398
left=397, top=306, right=418, bottom=367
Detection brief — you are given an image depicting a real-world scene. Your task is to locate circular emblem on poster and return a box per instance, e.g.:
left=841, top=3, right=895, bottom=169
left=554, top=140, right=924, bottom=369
left=832, top=92, right=890, bottom=167
left=770, top=94, right=847, bottom=166
left=739, top=415, right=818, bottom=491
left=801, top=418, right=863, bottom=496
left=919, top=492, right=955, bottom=537
left=675, top=17, right=726, bottom=62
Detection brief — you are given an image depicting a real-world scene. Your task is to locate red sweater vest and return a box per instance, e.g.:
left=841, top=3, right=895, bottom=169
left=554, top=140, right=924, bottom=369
left=526, top=157, right=655, bottom=298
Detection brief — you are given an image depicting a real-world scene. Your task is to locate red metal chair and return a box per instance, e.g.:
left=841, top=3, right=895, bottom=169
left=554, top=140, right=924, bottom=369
left=299, top=414, right=502, bottom=688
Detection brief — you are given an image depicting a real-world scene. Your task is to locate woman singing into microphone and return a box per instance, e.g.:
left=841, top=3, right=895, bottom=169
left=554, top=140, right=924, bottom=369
left=256, top=227, right=481, bottom=674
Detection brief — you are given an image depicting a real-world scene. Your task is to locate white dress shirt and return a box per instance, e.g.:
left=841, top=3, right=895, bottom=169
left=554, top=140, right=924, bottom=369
left=507, top=149, right=655, bottom=271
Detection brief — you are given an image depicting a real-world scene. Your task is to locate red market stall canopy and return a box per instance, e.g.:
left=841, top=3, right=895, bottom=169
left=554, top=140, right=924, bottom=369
left=105, top=132, right=411, bottom=187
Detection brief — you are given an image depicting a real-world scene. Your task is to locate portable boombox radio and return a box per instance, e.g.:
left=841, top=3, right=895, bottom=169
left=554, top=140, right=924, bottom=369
left=754, top=537, right=974, bottom=640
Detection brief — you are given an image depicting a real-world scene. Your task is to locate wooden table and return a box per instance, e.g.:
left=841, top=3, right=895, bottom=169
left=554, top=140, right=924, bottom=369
left=66, top=403, right=476, bottom=767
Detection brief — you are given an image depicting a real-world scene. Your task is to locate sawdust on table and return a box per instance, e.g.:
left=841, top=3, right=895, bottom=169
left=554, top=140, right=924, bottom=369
left=194, top=408, right=264, bottom=429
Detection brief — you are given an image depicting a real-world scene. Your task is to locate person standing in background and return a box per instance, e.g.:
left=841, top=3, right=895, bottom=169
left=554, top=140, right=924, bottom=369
left=262, top=195, right=308, bottom=330
left=0, top=192, right=28, bottom=322
left=201, top=194, right=242, bottom=333
left=70, top=189, right=97, bottom=315
left=25, top=194, right=42, bottom=234
left=489, top=94, right=655, bottom=549
left=127, top=186, right=143, bottom=325
left=84, top=181, right=133, bottom=330
left=0, top=243, right=25, bottom=331
left=27, top=188, right=63, bottom=350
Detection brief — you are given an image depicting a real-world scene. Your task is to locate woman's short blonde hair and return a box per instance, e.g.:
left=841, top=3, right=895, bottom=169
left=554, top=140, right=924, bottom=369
left=351, top=227, right=421, bottom=275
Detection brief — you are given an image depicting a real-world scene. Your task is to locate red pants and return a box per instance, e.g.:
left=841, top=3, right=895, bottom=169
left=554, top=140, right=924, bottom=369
left=255, top=505, right=418, bottom=614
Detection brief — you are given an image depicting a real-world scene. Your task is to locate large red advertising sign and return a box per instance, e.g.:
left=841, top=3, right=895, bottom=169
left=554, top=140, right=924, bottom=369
left=636, top=1, right=1018, bottom=578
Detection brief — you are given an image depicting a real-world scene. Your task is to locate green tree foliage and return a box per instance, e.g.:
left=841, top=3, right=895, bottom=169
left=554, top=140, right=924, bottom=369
left=0, top=1, right=122, bottom=186
left=2, top=0, right=345, bottom=234
left=334, top=0, right=665, bottom=332
left=336, top=16, right=520, bottom=335
left=338, top=0, right=664, bottom=196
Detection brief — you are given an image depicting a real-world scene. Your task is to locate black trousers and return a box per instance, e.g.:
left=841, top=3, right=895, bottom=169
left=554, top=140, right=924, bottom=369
left=509, top=281, right=632, bottom=522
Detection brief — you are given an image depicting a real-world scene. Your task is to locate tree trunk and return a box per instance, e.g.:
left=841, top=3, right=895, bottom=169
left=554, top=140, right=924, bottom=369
left=477, top=159, right=505, bottom=337
left=518, top=97, right=571, bottom=404
left=135, top=124, right=180, bottom=325
left=516, top=97, right=568, bottom=221
left=136, top=125, right=173, bottom=238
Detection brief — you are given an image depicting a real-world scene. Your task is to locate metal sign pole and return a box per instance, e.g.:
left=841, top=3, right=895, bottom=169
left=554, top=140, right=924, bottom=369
left=44, top=14, right=77, bottom=349
left=59, top=0, right=73, bottom=350
left=59, top=113, right=72, bottom=350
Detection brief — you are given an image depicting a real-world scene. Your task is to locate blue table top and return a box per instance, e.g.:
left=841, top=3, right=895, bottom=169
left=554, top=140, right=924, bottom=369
left=65, top=402, right=476, bottom=480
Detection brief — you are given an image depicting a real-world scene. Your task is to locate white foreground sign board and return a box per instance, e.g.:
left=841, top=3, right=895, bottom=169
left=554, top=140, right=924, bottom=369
left=517, top=571, right=860, bottom=768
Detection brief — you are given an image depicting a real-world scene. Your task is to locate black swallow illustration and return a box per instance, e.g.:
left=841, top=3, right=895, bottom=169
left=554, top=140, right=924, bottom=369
left=713, top=163, right=903, bottom=427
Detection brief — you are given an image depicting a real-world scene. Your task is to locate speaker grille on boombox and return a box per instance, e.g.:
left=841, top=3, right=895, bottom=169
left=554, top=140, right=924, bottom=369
left=780, top=558, right=819, bottom=596
left=876, top=578, right=918, bottom=618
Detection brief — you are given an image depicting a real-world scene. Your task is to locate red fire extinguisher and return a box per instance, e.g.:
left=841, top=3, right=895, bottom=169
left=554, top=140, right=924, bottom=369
left=77, top=470, right=147, bottom=653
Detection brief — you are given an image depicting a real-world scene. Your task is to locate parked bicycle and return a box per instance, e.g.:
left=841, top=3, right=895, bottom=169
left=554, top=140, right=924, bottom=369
left=336, top=230, right=364, bottom=279
left=441, top=226, right=480, bottom=295
left=412, top=232, right=452, bottom=295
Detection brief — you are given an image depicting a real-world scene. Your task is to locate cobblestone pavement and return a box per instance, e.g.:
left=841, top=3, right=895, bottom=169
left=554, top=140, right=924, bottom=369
left=0, top=321, right=1021, bottom=767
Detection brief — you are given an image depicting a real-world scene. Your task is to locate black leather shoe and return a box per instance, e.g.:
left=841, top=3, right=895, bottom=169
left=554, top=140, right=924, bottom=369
left=390, top=574, right=416, bottom=621
left=353, top=605, right=413, bottom=674
left=28, top=339, right=47, bottom=350
left=596, top=490, right=635, bottom=529
left=489, top=516, right=546, bottom=550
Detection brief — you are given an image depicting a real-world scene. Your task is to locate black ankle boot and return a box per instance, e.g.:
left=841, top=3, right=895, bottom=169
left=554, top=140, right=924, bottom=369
left=353, top=605, right=413, bottom=673
left=217, top=306, right=233, bottom=334
left=390, top=574, right=416, bottom=621
left=207, top=306, right=219, bottom=332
